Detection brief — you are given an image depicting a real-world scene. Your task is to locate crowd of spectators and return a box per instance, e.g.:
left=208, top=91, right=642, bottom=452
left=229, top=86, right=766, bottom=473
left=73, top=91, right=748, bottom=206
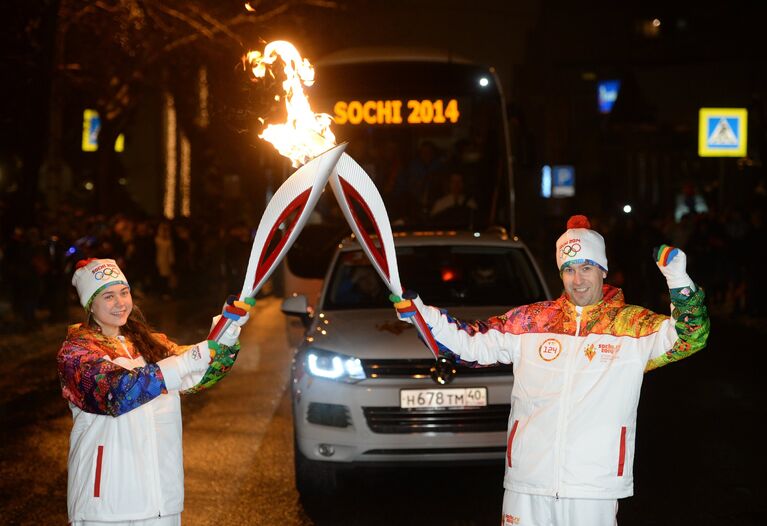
left=1, top=183, right=765, bottom=333
left=593, top=201, right=765, bottom=319
left=0, top=202, right=255, bottom=333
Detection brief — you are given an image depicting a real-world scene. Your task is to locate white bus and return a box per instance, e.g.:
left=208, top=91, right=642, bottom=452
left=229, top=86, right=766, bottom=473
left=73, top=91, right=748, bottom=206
left=283, top=47, right=517, bottom=294
left=315, top=47, right=513, bottom=229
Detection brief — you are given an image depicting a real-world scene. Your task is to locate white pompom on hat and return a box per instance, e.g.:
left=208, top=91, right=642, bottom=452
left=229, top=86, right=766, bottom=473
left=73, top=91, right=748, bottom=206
left=555, top=215, right=608, bottom=272
left=72, top=258, right=130, bottom=309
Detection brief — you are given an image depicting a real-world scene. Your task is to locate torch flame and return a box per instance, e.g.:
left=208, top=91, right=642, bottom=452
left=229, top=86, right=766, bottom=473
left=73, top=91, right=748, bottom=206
left=245, top=41, right=336, bottom=167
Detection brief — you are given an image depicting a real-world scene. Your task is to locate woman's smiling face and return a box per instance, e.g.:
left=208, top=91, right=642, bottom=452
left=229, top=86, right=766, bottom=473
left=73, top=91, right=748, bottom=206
left=90, top=284, right=133, bottom=336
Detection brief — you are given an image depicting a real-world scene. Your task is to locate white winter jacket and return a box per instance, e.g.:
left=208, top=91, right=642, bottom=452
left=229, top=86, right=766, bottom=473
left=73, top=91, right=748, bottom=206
left=419, top=284, right=708, bottom=499
left=57, top=324, right=237, bottom=522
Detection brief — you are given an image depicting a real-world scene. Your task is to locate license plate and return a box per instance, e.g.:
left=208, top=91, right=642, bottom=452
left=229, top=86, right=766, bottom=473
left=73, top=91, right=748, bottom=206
left=400, top=387, right=487, bottom=409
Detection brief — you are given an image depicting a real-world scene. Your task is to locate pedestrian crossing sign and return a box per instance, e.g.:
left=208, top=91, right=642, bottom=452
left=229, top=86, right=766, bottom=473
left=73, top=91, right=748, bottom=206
left=698, top=108, right=747, bottom=157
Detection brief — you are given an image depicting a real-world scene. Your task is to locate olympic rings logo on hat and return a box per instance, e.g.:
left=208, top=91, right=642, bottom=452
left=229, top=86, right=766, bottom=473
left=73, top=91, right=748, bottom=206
left=561, top=243, right=582, bottom=258
left=94, top=268, right=121, bottom=280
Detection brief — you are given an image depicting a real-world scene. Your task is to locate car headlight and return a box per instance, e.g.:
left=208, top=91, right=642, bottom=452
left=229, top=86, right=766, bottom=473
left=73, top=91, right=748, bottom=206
left=305, top=348, right=366, bottom=383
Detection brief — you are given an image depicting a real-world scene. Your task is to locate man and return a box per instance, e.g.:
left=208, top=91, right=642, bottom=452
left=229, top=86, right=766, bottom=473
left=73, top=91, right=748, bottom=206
left=393, top=215, right=709, bottom=526
left=429, top=172, right=477, bottom=217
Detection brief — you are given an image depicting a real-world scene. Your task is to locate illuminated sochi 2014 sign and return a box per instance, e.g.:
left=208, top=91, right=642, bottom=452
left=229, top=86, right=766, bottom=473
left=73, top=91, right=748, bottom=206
left=332, top=99, right=460, bottom=125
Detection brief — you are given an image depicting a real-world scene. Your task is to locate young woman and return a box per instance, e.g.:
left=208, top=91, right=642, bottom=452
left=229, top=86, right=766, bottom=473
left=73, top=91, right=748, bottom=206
left=57, top=258, right=252, bottom=525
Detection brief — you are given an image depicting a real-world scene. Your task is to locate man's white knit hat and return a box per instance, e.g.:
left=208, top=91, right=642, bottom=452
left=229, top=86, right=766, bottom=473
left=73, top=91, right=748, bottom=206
left=72, top=258, right=130, bottom=309
left=555, top=215, right=608, bottom=272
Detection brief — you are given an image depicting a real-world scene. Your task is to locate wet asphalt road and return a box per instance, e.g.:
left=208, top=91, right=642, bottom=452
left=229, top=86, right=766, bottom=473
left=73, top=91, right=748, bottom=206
left=0, top=294, right=765, bottom=525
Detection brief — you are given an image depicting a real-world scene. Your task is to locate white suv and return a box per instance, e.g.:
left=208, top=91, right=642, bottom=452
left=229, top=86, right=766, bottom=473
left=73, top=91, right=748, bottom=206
left=281, top=230, right=550, bottom=498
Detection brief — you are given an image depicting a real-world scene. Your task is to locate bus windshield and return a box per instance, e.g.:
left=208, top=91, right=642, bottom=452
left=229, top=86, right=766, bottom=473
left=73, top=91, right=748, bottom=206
left=308, top=57, right=511, bottom=231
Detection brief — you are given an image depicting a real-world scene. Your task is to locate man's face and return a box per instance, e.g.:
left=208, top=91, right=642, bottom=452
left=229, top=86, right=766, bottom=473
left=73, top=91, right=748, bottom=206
left=561, top=262, right=605, bottom=306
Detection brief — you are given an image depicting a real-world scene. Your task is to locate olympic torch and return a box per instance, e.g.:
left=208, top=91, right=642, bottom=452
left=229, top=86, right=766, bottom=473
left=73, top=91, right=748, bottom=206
left=206, top=143, right=346, bottom=342
left=329, top=154, right=442, bottom=360
left=239, top=40, right=440, bottom=359
left=208, top=39, right=344, bottom=342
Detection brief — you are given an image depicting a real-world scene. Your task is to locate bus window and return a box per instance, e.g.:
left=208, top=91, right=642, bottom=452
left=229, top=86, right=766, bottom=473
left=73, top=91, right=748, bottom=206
left=306, top=51, right=512, bottom=232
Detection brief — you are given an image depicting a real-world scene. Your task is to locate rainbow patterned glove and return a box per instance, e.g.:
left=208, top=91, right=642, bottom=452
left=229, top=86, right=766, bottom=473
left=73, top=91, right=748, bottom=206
left=217, top=295, right=255, bottom=347
left=391, top=290, right=422, bottom=323
left=180, top=340, right=240, bottom=394
left=654, top=245, right=693, bottom=290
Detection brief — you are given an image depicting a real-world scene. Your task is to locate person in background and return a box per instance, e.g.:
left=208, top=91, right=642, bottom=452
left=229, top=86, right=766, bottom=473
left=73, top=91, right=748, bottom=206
left=130, top=220, right=157, bottom=297
left=172, top=221, right=195, bottom=299
left=57, top=258, right=253, bottom=525
left=395, top=140, right=445, bottom=222
left=393, top=215, right=710, bottom=526
left=154, top=221, right=175, bottom=298
left=4, top=226, right=42, bottom=328
left=428, top=172, right=477, bottom=228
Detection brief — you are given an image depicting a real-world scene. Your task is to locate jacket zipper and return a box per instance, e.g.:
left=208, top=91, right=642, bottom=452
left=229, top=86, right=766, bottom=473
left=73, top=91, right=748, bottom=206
left=555, top=307, right=583, bottom=498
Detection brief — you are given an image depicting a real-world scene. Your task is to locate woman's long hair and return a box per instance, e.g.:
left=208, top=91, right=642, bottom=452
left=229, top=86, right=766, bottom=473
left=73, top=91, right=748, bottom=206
left=87, top=305, right=171, bottom=363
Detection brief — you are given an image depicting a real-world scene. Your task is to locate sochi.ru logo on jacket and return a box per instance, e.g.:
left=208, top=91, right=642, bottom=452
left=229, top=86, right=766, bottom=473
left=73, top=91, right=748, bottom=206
left=598, top=343, right=621, bottom=362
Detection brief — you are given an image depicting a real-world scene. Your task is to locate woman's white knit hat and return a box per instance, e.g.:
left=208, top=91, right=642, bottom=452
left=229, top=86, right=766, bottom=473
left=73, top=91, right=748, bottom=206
left=555, top=215, right=608, bottom=272
left=71, top=258, right=130, bottom=309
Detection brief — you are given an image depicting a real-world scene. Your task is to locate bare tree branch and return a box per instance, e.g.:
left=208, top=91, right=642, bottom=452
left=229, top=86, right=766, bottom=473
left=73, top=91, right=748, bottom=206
left=196, top=10, right=244, bottom=48
left=153, top=3, right=216, bottom=41
left=158, top=3, right=294, bottom=55
left=143, top=2, right=179, bottom=35
left=304, top=0, right=339, bottom=8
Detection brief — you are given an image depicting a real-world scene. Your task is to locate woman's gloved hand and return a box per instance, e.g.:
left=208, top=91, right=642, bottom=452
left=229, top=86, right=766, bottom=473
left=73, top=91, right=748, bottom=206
left=158, top=341, right=210, bottom=391
left=654, top=245, right=693, bottom=290
left=216, top=295, right=255, bottom=347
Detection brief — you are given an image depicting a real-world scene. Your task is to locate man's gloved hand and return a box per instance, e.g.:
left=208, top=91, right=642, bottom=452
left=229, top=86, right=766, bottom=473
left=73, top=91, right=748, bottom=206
left=217, top=295, right=255, bottom=347
left=654, top=245, right=693, bottom=289
left=390, top=290, right=424, bottom=323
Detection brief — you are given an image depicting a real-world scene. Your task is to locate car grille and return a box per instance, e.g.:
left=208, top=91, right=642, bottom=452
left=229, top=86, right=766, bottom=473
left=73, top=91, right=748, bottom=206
left=362, top=404, right=511, bottom=434
left=361, top=358, right=513, bottom=379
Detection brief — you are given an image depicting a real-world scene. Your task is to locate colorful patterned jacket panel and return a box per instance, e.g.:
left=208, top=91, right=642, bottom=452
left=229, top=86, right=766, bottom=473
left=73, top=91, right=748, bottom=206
left=645, top=284, right=709, bottom=371
left=57, top=324, right=185, bottom=417
left=430, top=284, right=707, bottom=370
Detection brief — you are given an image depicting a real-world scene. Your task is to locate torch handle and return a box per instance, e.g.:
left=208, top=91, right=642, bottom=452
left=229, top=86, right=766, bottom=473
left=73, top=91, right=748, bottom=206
left=206, top=314, right=231, bottom=342
left=391, top=285, right=440, bottom=361
left=412, top=308, right=441, bottom=360
left=206, top=290, right=258, bottom=343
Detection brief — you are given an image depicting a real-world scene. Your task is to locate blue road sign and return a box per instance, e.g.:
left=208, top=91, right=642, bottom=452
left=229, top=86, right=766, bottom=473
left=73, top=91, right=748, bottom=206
left=698, top=108, right=747, bottom=157
left=552, top=165, right=575, bottom=197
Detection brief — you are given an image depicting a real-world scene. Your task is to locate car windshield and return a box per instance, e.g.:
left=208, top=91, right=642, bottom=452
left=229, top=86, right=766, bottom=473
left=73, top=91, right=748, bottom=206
left=323, top=245, right=545, bottom=310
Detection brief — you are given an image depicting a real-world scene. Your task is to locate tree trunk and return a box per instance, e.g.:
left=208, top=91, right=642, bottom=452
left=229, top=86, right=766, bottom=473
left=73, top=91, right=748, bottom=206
left=43, top=0, right=66, bottom=210
left=94, top=119, right=121, bottom=213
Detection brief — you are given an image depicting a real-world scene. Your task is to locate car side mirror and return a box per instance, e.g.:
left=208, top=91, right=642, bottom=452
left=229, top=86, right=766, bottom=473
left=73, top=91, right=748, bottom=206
left=281, top=294, right=312, bottom=328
